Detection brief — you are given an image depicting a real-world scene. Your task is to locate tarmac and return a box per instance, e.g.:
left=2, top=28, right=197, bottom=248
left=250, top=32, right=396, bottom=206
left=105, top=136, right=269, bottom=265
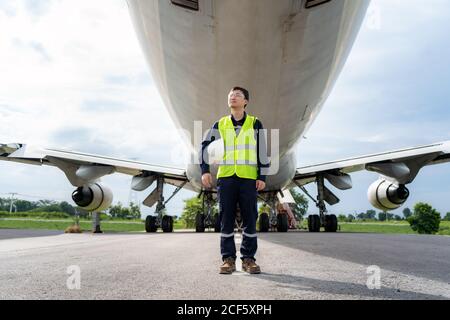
left=0, top=229, right=449, bottom=300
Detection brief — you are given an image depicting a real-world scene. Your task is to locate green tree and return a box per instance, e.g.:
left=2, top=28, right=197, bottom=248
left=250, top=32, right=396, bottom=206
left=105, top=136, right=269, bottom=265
left=443, top=212, right=450, bottom=221
left=13, top=199, right=38, bottom=212
left=60, top=201, right=76, bottom=215
left=403, top=207, right=412, bottom=219
left=337, top=214, right=347, bottom=222
left=290, top=188, right=308, bottom=220
left=31, top=203, right=63, bottom=213
left=109, top=202, right=124, bottom=218
left=347, top=214, right=356, bottom=222
left=366, top=209, right=377, bottom=220
left=129, top=202, right=141, bottom=219
left=408, top=203, right=441, bottom=234
left=357, top=212, right=366, bottom=220
left=181, top=197, right=205, bottom=228
left=378, top=211, right=394, bottom=221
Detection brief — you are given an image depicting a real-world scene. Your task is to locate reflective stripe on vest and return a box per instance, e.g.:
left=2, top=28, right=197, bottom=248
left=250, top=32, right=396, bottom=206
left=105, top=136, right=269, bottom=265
left=217, top=114, right=258, bottom=180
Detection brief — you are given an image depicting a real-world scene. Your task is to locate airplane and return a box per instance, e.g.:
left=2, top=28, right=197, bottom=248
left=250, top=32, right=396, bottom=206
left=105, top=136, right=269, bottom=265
left=2, top=0, right=450, bottom=234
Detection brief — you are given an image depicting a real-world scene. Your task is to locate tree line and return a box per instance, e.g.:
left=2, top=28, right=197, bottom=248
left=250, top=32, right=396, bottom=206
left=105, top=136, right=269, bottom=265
left=0, top=197, right=77, bottom=215
left=338, top=207, right=450, bottom=222
left=0, top=197, right=141, bottom=220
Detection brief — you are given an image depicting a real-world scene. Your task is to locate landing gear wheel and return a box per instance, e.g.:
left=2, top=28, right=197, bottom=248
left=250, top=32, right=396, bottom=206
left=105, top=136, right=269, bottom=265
left=308, top=215, right=321, bottom=232
left=214, top=214, right=221, bottom=233
left=161, top=215, right=174, bottom=233
left=324, top=215, right=338, bottom=232
left=259, top=213, right=270, bottom=232
left=145, top=216, right=158, bottom=233
left=277, top=214, right=288, bottom=232
left=195, top=213, right=205, bottom=232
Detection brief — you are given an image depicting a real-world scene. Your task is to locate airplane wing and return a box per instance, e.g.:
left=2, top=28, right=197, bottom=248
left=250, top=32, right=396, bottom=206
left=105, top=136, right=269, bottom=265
left=291, top=140, right=450, bottom=189
left=0, top=142, right=192, bottom=191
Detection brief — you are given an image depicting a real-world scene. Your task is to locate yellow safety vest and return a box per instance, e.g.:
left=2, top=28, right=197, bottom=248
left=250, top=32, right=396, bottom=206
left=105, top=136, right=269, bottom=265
left=217, top=114, right=258, bottom=180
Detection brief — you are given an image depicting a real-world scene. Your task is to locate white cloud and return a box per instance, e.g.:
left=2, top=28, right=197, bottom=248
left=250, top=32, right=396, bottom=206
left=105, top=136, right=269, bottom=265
left=1, top=0, right=450, bottom=219
left=298, top=0, right=450, bottom=216
left=0, top=0, right=191, bottom=216
left=0, top=0, right=183, bottom=157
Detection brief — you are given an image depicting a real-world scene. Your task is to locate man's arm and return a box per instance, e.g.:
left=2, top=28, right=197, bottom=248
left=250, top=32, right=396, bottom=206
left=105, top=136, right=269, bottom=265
left=199, top=121, right=220, bottom=175
left=255, top=119, right=270, bottom=182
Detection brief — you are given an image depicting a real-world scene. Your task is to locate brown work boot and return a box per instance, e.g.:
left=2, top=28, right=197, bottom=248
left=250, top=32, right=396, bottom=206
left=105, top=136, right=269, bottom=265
left=219, top=257, right=236, bottom=274
left=242, top=258, right=261, bottom=274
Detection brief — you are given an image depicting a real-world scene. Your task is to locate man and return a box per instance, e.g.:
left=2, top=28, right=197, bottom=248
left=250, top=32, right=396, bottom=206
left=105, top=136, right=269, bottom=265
left=199, top=86, right=269, bottom=274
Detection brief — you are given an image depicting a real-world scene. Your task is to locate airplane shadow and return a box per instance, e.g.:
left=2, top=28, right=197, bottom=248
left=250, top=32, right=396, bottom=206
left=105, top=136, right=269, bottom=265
left=252, top=272, right=448, bottom=300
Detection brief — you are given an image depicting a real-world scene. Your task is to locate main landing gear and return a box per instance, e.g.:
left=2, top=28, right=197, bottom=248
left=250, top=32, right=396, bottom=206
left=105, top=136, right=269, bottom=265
left=195, top=190, right=220, bottom=233
left=296, top=175, right=338, bottom=233
left=258, top=193, right=289, bottom=233
left=145, top=177, right=186, bottom=233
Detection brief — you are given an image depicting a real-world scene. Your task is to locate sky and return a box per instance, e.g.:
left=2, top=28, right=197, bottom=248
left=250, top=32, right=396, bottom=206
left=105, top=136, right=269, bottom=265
left=1, top=0, right=450, bottom=218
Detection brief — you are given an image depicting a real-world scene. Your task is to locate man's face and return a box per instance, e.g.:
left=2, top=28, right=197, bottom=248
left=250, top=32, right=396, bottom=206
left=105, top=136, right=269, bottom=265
left=228, top=90, right=247, bottom=109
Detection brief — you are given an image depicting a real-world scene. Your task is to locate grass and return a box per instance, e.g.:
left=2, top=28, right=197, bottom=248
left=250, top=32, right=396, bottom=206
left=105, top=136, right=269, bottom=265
left=0, top=218, right=186, bottom=233
left=437, top=221, right=450, bottom=236
left=298, top=219, right=450, bottom=235
left=1, top=216, right=449, bottom=236
left=338, top=222, right=417, bottom=234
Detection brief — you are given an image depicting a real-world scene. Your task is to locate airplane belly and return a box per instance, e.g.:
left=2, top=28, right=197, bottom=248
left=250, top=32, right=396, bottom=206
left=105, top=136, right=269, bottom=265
left=127, top=0, right=370, bottom=187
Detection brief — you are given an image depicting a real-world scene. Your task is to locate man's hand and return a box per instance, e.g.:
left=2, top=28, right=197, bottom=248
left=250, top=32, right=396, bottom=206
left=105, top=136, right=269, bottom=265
left=256, top=180, right=266, bottom=192
left=202, top=173, right=213, bottom=189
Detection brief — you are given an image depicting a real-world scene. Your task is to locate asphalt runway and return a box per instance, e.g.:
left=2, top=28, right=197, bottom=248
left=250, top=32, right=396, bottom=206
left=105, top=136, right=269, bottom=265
left=0, top=229, right=449, bottom=300
left=0, top=229, right=63, bottom=240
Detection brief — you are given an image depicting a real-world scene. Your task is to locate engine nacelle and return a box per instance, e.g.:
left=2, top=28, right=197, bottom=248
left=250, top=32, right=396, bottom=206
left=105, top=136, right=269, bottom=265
left=367, top=179, right=410, bottom=211
left=72, top=183, right=113, bottom=212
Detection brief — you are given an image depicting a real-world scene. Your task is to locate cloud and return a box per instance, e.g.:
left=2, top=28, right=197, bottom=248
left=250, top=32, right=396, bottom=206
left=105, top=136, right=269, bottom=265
left=1, top=0, right=450, bottom=218
left=0, top=1, right=18, bottom=16
left=23, top=0, right=53, bottom=16
left=297, top=0, right=450, bottom=216
left=0, top=0, right=190, bottom=215
left=81, top=99, right=125, bottom=112
left=104, top=72, right=153, bottom=86
left=11, top=38, right=52, bottom=62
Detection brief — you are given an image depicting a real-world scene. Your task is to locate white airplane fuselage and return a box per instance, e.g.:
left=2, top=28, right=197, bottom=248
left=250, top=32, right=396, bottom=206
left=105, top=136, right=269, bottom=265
left=127, top=0, right=370, bottom=192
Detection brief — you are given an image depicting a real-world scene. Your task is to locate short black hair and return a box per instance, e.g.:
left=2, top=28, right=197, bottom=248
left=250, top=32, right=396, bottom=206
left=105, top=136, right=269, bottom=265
left=231, top=86, right=249, bottom=108
left=232, top=86, right=249, bottom=101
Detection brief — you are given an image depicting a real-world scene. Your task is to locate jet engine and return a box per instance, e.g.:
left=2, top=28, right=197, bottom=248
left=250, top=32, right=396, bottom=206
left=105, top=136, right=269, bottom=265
left=367, top=179, right=409, bottom=211
left=72, top=183, right=113, bottom=212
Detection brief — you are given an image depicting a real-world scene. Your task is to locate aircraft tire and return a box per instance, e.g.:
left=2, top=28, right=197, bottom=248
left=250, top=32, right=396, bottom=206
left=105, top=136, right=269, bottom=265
left=214, top=214, right=221, bottom=233
left=308, top=215, right=321, bottom=232
left=145, top=215, right=158, bottom=233
left=195, top=213, right=205, bottom=232
left=324, top=214, right=338, bottom=232
left=277, top=214, right=288, bottom=232
left=259, top=213, right=270, bottom=232
left=162, top=215, right=173, bottom=233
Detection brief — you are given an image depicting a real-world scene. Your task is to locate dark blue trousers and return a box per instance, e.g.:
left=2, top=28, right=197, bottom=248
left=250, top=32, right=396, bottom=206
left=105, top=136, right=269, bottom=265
left=218, top=175, right=258, bottom=261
